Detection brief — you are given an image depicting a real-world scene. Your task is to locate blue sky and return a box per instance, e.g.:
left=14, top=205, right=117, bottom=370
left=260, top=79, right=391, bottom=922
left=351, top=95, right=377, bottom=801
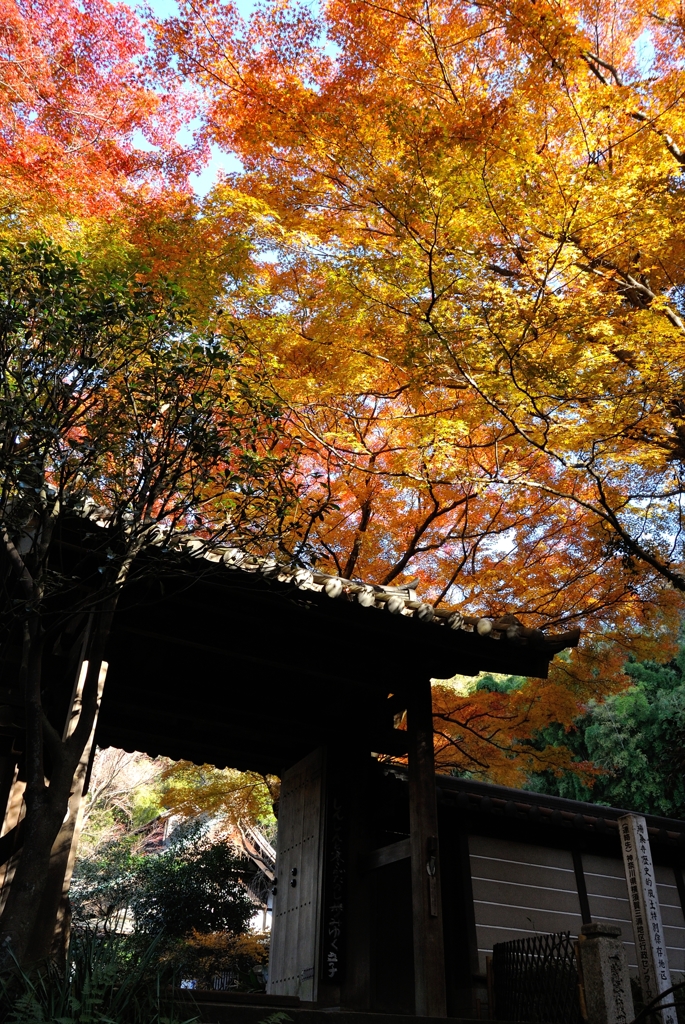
left=126, top=0, right=258, bottom=196
left=131, top=0, right=656, bottom=198
left=128, top=0, right=337, bottom=196
left=138, top=0, right=258, bottom=25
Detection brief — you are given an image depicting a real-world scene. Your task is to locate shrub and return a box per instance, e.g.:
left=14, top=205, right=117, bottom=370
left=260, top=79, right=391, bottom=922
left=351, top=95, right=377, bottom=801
left=0, top=929, right=198, bottom=1024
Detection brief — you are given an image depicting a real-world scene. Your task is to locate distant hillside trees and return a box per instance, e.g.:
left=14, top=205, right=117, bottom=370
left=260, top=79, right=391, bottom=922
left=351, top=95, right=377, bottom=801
left=525, top=645, right=685, bottom=818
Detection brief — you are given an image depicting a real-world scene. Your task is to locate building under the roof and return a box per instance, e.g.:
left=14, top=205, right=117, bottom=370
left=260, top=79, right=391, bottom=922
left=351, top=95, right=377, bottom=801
left=0, top=530, right=586, bottom=1017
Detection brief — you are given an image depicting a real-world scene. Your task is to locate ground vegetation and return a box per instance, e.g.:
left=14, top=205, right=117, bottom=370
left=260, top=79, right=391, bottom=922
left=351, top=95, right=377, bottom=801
left=0, top=928, right=198, bottom=1024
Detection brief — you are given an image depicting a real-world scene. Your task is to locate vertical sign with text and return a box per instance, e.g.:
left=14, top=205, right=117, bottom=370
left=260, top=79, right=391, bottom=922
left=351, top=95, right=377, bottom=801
left=320, top=791, right=345, bottom=985
left=618, top=813, right=675, bottom=1024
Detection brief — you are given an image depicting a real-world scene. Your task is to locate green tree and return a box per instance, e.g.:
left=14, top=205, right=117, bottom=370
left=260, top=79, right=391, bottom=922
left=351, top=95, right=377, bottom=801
left=70, top=834, right=142, bottom=932
left=0, top=238, right=297, bottom=963
left=71, top=821, right=256, bottom=939
left=528, top=647, right=685, bottom=818
left=130, top=823, right=255, bottom=938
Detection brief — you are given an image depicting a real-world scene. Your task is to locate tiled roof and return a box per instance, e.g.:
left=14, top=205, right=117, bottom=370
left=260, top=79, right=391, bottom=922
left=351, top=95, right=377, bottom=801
left=71, top=500, right=581, bottom=658
left=178, top=539, right=581, bottom=656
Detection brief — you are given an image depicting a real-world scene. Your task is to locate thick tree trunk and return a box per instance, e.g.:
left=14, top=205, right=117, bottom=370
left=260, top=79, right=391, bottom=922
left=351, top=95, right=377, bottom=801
left=0, top=786, right=72, bottom=964
left=26, top=660, right=107, bottom=962
left=0, top=599, right=117, bottom=965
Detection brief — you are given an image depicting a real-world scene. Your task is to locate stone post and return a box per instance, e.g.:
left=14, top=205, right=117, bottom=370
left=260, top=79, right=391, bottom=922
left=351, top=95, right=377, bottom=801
left=577, top=923, right=634, bottom=1024
left=619, top=812, right=674, bottom=1024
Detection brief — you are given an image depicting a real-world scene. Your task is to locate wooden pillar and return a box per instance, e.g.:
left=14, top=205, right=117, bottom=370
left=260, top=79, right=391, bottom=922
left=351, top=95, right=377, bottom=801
left=408, top=676, right=447, bottom=1018
left=340, top=749, right=373, bottom=1010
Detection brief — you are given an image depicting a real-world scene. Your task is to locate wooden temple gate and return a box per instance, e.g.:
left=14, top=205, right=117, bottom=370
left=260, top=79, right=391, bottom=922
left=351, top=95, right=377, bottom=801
left=0, top=529, right=580, bottom=1017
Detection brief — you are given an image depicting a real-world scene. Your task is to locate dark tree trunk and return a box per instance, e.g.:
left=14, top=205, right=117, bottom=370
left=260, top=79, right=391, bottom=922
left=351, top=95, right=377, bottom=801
left=0, top=598, right=117, bottom=965
left=0, top=786, right=72, bottom=964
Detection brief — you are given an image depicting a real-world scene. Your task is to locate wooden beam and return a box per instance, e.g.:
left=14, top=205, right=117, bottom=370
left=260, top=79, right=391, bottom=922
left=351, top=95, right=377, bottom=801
left=366, top=837, right=411, bottom=870
left=408, top=677, right=447, bottom=1017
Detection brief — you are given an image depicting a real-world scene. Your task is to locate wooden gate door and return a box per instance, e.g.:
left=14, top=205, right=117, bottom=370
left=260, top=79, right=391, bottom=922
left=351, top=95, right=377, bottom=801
left=268, top=748, right=326, bottom=1001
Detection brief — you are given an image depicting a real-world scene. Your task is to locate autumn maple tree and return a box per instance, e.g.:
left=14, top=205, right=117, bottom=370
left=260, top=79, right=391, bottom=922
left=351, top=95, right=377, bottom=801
left=0, top=0, right=197, bottom=215
left=150, top=4, right=680, bottom=640
left=140, top=0, right=685, bottom=784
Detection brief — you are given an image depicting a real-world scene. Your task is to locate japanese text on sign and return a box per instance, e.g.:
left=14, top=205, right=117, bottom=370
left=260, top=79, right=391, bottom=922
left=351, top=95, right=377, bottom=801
left=619, top=813, right=675, bottom=1024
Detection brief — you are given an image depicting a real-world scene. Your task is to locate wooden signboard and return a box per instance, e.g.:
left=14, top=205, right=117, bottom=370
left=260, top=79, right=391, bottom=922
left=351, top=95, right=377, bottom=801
left=320, top=787, right=345, bottom=985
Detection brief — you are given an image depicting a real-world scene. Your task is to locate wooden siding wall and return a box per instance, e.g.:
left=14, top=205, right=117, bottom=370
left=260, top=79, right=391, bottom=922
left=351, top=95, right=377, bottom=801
left=468, top=836, right=685, bottom=981
left=469, top=836, right=584, bottom=974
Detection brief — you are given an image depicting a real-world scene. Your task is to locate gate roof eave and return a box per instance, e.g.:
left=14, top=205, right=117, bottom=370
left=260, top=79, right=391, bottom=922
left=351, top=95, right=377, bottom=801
left=95, top=542, right=580, bottom=776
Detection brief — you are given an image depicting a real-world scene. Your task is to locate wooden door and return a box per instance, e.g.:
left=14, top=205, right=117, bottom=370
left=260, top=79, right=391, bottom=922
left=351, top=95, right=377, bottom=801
left=268, top=748, right=325, bottom=1001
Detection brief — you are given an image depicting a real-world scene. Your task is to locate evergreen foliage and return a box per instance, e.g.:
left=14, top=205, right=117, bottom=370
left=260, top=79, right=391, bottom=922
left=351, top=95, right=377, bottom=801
left=71, top=833, right=140, bottom=931
left=526, top=645, right=685, bottom=818
left=131, top=823, right=256, bottom=938
left=71, top=821, right=256, bottom=938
